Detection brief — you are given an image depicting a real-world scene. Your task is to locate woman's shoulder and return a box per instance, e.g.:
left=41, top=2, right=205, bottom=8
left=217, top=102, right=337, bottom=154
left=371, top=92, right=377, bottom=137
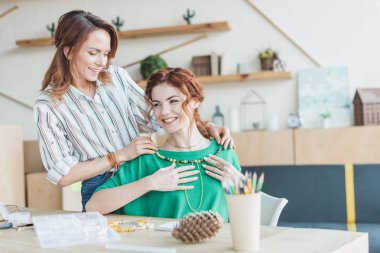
left=214, top=140, right=237, bottom=157
left=35, top=85, right=54, bottom=107
left=209, top=138, right=234, bottom=151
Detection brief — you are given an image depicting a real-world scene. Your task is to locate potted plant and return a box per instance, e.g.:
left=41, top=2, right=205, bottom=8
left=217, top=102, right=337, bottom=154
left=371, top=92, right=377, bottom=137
left=320, top=112, right=331, bottom=129
left=258, top=48, right=277, bottom=71
left=140, top=55, right=168, bottom=79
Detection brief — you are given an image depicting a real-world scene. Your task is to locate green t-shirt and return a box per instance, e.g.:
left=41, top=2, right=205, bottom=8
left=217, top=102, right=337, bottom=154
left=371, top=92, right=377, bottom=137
left=95, top=139, right=241, bottom=221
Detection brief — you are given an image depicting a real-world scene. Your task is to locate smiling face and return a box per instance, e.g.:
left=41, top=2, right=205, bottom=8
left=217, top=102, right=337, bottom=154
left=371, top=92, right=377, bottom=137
left=151, top=82, right=196, bottom=133
left=69, top=29, right=111, bottom=87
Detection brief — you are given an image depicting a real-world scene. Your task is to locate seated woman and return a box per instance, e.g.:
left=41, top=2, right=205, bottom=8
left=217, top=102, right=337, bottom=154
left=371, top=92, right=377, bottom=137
left=86, top=67, right=243, bottom=221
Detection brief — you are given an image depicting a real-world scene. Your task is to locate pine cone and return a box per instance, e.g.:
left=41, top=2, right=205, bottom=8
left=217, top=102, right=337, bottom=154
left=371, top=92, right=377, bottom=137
left=172, top=211, right=224, bottom=243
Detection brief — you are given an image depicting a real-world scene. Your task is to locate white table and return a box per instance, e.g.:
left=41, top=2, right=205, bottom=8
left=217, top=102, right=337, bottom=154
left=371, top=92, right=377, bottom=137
left=0, top=209, right=368, bottom=253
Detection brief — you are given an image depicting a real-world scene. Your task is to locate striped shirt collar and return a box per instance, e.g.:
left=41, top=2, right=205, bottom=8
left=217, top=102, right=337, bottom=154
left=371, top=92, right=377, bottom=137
left=69, top=80, right=103, bottom=101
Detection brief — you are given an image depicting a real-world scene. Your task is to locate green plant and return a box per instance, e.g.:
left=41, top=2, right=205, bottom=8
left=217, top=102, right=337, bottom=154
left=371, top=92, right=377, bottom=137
left=183, top=9, right=195, bottom=25
left=140, top=55, right=168, bottom=79
left=320, top=112, right=331, bottom=119
left=46, top=22, right=56, bottom=37
left=259, top=48, right=277, bottom=59
left=258, top=48, right=279, bottom=71
left=112, top=16, right=124, bottom=32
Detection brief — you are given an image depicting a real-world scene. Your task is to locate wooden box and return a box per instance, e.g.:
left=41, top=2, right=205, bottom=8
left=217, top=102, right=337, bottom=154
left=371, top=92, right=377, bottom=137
left=191, top=55, right=212, bottom=76
left=24, top=140, right=45, bottom=173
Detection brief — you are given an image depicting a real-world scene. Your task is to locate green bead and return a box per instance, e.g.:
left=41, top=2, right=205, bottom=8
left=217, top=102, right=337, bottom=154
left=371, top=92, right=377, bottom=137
left=155, top=148, right=222, bottom=165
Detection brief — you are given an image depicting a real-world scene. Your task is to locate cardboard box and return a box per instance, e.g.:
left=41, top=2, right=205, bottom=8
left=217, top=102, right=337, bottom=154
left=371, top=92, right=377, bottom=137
left=0, top=126, right=25, bottom=207
left=24, top=140, right=45, bottom=173
left=26, top=172, right=62, bottom=210
left=24, top=141, right=82, bottom=211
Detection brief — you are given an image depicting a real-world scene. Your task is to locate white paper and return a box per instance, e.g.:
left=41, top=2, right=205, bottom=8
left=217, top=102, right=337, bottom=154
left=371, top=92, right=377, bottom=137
left=106, top=243, right=176, bottom=253
left=155, top=221, right=178, bottom=232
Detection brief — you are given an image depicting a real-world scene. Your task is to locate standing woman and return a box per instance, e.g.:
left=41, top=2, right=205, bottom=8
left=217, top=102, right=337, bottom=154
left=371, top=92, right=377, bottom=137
left=34, top=10, right=233, bottom=210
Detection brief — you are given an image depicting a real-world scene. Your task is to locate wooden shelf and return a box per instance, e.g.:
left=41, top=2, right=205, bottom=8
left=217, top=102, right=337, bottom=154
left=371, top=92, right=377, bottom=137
left=16, top=37, right=54, bottom=47
left=137, top=71, right=292, bottom=88
left=16, top=21, right=230, bottom=47
left=197, top=71, right=292, bottom=84
left=118, top=21, right=230, bottom=39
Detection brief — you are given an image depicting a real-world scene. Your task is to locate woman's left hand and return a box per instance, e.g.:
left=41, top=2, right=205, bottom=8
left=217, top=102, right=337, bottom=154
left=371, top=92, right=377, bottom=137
left=203, top=154, right=243, bottom=182
left=208, top=123, right=235, bottom=149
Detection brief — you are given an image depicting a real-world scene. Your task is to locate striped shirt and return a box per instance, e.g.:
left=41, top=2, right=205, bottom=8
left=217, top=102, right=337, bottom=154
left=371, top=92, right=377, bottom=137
left=34, top=65, right=160, bottom=185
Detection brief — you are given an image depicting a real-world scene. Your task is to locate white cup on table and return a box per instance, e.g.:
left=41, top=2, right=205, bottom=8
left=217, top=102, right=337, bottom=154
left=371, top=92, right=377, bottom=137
left=226, top=192, right=261, bottom=251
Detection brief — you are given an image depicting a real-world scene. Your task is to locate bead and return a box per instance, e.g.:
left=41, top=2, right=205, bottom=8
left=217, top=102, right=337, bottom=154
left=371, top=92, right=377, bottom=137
left=154, top=146, right=223, bottom=213
left=155, top=146, right=222, bottom=166
left=108, top=219, right=152, bottom=233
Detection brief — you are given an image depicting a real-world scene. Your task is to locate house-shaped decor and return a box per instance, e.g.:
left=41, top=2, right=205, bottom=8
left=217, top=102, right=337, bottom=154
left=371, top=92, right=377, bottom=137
left=353, top=88, right=380, bottom=125
left=240, top=90, right=266, bottom=130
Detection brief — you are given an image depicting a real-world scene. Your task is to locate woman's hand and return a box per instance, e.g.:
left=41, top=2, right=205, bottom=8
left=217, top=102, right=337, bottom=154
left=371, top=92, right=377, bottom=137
left=203, top=154, right=243, bottom=182
left=207, top=123, right=235, bottom=149
left=117, top=136, right=158, bottom=162
left=149, top=163, right=199, bottom=191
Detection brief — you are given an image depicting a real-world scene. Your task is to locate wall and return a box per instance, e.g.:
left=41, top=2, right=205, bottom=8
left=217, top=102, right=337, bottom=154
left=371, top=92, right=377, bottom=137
left=0, top=0, right=379, bottom=140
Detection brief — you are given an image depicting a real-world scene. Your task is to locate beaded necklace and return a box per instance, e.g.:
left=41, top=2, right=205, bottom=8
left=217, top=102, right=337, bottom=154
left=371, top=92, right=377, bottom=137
left=155, top=146, right=222, bottom=164
left=108, top=219, right=153, bottom=232
left=155, top=146, right=223, bottom=212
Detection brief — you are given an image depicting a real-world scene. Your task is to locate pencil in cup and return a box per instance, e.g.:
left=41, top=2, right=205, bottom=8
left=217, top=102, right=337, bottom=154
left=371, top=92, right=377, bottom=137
left=222, top=172, right=264, bottom=195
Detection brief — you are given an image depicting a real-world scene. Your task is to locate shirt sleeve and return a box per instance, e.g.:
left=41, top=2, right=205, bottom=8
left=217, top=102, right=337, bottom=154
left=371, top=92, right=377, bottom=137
left=34, top=102, right=79, bottom=185
left=115, top=66, right=161, bottom=133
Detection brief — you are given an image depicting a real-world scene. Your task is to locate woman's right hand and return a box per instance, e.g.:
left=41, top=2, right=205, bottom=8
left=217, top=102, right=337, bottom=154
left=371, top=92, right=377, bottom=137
left=149, top=163, right=199, bottom=191
left=118, top=136, right=158, bottom=162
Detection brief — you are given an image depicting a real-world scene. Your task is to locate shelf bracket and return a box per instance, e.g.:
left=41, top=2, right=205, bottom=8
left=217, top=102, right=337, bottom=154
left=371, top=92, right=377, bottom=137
left=122, top=34, right=207, bottom=68
left=245, top=0, right=322, bottom=67
left=0, top=90, right=33, bottom=110
left=0, top=6, right=18, bottom=20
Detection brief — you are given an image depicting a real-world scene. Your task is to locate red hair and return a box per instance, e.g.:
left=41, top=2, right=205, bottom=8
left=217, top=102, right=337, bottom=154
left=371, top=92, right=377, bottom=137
left=145, top=68, right=210, bottom=138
